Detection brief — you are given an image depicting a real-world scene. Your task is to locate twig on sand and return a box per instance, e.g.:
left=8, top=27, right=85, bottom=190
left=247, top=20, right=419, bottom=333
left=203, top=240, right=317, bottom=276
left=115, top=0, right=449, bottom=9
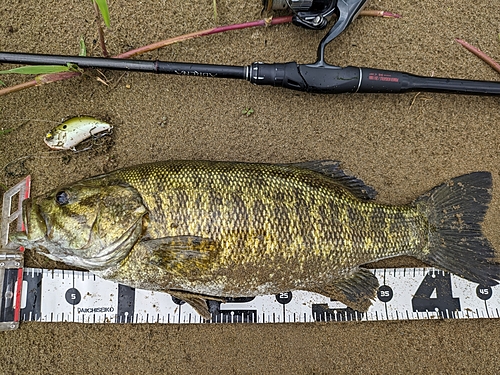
left=0, top=71, right=81, bottom=96
left=115, top=16, right=293, bottom=59
left=359, top=10, right=401, bottom=18
left=455, top=39, right=500, bottom=75
left=117, top=10, right=402, bottom=59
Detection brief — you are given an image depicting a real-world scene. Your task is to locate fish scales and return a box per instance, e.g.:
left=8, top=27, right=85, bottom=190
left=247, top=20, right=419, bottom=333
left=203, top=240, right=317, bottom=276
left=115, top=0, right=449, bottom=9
left=104, top=161, right=426, bottom=291
left=12, top=160, right=499, bottom=317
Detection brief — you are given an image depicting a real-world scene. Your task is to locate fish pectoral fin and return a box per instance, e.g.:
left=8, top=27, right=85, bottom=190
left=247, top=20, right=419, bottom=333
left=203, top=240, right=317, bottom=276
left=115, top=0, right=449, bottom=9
left=140, top=236, right=218, bottom=269
left=168, top=290, right=224, bottom=320
left=312, top=269, right=379, bottom=312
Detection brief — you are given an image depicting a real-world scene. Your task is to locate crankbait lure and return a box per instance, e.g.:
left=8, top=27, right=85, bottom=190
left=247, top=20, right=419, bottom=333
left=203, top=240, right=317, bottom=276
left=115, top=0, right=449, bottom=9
left=44, top=116, right=112, bottom=151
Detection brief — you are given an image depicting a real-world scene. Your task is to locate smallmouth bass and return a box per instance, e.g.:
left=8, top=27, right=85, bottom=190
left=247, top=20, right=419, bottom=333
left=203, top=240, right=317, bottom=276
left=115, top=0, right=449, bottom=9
left=11, top=160, right=500, bottom=318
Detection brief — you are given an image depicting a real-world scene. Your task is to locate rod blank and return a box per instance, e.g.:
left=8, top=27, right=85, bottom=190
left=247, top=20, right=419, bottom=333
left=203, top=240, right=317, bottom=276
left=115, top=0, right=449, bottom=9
left=0, top=52, right=247, bottom=80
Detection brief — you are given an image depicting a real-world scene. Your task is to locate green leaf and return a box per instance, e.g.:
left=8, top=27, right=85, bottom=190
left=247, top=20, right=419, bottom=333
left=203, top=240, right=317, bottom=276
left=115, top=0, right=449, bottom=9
left=94, top=0, right=110, bottom=28
left=66, top=63, right=81, bottom=72
left=0, top=65, right=72, bottom=75
left=0, top=79, right=5, bottom=86
left=79, top=36, right=87, bottom=56
left=0, top=128, right=13, bottom=136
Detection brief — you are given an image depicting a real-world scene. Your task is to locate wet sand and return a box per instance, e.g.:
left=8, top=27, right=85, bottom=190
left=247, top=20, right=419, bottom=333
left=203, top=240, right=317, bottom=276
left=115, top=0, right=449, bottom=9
left=1, top=0, right=500, bottom=373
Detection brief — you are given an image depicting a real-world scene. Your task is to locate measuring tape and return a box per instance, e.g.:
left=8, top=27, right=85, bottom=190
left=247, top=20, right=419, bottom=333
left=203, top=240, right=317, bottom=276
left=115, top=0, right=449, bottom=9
left=1, top=177, right=498, bottom=330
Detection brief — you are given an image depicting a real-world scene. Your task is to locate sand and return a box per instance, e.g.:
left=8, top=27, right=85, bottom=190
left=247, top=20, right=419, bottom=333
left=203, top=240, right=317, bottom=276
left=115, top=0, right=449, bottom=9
left=1, top=0, right=500, bottom=373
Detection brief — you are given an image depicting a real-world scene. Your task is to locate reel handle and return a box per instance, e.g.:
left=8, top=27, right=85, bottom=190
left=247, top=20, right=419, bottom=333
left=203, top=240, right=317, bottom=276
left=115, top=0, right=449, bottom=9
left=315, top=0, right=369, bottom=65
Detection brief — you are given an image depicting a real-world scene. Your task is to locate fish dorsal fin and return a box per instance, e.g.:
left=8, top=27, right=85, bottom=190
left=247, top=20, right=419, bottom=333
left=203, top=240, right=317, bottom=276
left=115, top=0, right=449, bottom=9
left=288, top=160, right=377, bottom=200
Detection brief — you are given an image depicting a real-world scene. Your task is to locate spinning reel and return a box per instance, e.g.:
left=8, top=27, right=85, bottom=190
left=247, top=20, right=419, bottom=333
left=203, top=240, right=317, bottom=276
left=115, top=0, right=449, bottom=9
left=263, top=0, right=368, bottom=64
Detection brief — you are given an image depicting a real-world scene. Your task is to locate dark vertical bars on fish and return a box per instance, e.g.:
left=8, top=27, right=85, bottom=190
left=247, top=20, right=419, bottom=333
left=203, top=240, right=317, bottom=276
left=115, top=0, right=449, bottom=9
left=11, top=160, right=500, bottom=318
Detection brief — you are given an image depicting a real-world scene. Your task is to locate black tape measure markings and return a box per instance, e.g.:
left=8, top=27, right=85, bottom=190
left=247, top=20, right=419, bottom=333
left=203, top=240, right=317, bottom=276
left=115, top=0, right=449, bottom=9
left=14, top=267, right=499, bottom=324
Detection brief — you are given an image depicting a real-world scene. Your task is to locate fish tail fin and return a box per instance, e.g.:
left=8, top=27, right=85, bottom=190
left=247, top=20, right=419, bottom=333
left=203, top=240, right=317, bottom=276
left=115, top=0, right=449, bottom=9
left=413, top=172, right=499, bottom=286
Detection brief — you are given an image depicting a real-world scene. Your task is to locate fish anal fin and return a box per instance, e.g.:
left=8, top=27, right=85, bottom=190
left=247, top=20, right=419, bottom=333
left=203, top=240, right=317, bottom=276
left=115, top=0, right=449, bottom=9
left=312, top=269, right=379, bottom=312
left=168, top=290, right=225, bottom=320
left=287, top=160, right=377, bottom=200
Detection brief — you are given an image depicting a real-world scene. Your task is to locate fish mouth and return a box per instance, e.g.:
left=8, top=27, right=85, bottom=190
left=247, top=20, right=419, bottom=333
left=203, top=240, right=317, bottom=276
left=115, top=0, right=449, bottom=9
left=22, top=198, right=31, bottom=232
left=22, top=199, right=48, bottom=241
left=9, top=199, right=45, bottom=247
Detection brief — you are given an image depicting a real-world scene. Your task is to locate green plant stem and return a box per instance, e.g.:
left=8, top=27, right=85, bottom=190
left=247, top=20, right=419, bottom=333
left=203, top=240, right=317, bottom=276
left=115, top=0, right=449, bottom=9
left=213, top=0, right=218, bottom=22
left=93, top=0, right=109, bottom=57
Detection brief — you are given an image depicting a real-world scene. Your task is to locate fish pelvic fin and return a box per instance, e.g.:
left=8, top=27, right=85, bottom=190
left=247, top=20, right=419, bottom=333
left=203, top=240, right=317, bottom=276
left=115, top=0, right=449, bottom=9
left=414, top=172, right=500, bottom=286
left=168, top=290, right=225, bottom=320
left=312, top=269, right=379, bottom=312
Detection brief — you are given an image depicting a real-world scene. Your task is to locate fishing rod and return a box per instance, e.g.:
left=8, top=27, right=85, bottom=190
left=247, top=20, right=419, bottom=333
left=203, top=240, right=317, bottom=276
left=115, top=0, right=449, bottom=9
left=1, top=0, right=500, bottom=96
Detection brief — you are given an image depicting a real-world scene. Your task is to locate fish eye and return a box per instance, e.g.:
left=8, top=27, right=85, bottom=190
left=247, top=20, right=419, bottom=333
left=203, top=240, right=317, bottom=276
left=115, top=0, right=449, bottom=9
left=55, top=191, right=69, bottom=206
